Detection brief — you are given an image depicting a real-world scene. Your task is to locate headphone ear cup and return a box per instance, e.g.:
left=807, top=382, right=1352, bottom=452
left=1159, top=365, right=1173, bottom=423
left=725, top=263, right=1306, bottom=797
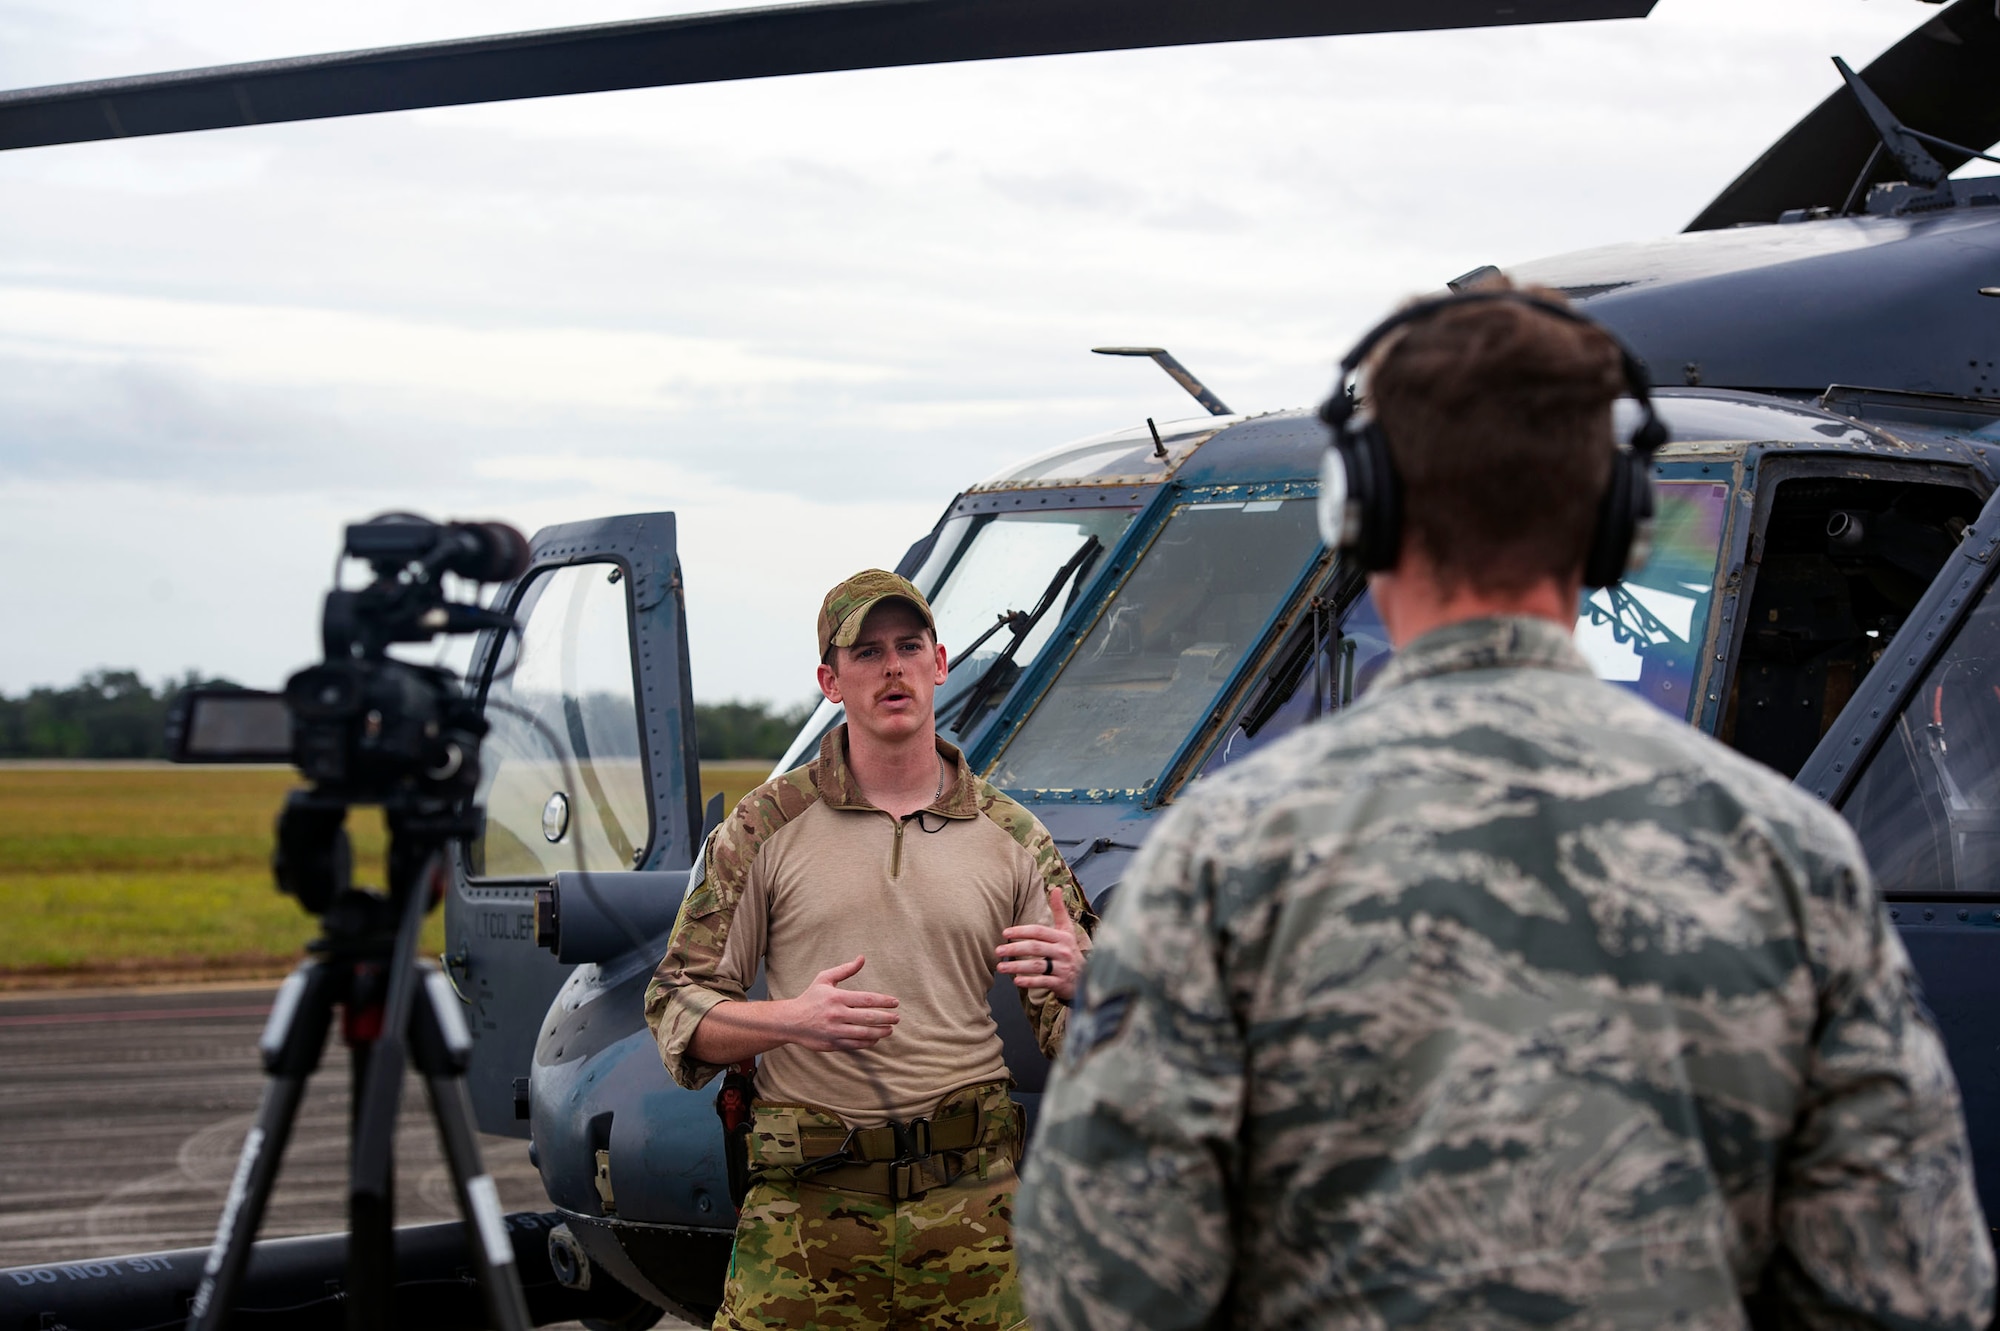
left=1349, top=422, right=1402, bottom=573
left=1582, top=451, right=1654, bottom=589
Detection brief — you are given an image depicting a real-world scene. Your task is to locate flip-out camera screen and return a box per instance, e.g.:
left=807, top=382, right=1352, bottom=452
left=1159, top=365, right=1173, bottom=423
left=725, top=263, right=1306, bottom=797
left=168, top=689, right=293, bottom=763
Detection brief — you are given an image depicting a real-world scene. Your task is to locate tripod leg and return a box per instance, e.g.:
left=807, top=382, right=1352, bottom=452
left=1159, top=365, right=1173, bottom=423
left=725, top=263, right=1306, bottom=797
left=345, top=1034, right=396, bottom=1329
left=344, top=853, right=436, bottom=1330
left=186, top=963, right=336, bottom=1331
left=411, top=965, right=534, bottom=1331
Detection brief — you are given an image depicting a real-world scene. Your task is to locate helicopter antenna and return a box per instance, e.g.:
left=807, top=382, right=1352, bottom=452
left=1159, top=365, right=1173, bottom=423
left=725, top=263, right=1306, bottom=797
left=1832, top=56, right=2000, bottom=213
left=1834, top=56, right=1947, bottom=190
left=1093, top=346, right=1233, bottom=416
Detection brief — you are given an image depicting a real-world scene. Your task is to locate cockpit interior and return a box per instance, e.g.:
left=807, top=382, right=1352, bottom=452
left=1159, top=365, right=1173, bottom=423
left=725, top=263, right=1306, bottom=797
left=1721, top=468, right=1982, bottom=779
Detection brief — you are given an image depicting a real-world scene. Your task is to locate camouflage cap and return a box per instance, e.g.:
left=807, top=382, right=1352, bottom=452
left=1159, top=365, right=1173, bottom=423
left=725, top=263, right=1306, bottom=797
left=817, top=569, right=937, bottom=660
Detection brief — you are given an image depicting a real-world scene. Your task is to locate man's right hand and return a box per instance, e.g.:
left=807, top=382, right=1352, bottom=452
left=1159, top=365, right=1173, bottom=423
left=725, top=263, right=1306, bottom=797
left=784, top=956, right=900, bottom=1052
left=686, top=955, right=900, bottom=1065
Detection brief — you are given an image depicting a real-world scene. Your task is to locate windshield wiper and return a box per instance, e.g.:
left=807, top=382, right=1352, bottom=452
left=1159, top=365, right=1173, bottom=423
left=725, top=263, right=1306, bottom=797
left=946, top=535, right=1103, bottom=735
left=955, top=607, right=1034, bottom=663
left=1237, top=597, right=1334, bottom=739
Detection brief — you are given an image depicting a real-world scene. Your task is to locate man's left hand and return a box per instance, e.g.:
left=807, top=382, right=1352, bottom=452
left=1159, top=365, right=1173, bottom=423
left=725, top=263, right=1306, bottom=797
left=998, top=887, right=1086, bottom=1003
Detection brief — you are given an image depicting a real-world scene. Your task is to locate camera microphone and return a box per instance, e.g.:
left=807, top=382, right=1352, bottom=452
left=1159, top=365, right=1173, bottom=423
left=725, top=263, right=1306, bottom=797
left=438, top=521, right=532, bottom=583
left=347, top=513, right=530, bottom=583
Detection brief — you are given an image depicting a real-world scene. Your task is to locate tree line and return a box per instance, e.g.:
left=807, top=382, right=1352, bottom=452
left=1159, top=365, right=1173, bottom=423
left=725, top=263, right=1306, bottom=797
left=692, top=699, right=819, bottom=762
left=0, top=670, right=818, bottom=762
left=0, top=670, right=218, bottom=760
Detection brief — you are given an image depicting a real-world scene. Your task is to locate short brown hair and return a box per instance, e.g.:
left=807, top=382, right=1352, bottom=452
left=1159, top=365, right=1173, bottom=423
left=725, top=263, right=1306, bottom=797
left=1366, top=286, right=1624, bottom=593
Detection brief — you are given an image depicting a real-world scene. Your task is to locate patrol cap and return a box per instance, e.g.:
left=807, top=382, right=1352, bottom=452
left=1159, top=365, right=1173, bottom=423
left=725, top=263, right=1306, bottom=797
left=817, top=569, right=937, bottom=660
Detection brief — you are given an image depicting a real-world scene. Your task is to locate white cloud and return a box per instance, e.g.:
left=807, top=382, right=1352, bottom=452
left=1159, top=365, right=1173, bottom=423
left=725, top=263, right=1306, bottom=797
left=477, top=451, right=941, bottom=702
left=0, top=455, right=935, bottom=706
left=0, top=0, right=1936, bottom=700
left=0, top=284, right=893, bottom=410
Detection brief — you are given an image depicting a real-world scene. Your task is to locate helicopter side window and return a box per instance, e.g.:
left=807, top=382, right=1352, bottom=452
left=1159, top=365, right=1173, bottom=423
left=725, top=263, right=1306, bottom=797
left=468, top=562, right=650, bottom=877
left=1573, top=480, right=1731, bottom=720
left=1721, top=475, right=1980, bottom=780
left=1193, top=481, right=1730, bottom=783
left=1841, top=587, right=2000, bottom=894
left=990, top=497, right=1323, bottom=794
left=772, top=505, right=1140, bottom=771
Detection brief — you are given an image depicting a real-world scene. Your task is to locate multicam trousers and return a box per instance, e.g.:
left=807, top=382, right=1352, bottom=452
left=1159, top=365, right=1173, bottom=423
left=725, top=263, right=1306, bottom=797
left=712, top=1085, right=1027, bottom=1331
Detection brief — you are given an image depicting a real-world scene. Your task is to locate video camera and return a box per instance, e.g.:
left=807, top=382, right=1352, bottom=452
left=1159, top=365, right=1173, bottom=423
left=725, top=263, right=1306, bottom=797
left=163, top=512, right=543, bottom=1331
left=166, top=512, right=530, bottom=912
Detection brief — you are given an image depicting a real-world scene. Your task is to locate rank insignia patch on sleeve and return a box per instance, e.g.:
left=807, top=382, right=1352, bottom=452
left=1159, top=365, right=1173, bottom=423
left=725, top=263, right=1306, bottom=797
left=1063, top=990, right=1134, bottom=1063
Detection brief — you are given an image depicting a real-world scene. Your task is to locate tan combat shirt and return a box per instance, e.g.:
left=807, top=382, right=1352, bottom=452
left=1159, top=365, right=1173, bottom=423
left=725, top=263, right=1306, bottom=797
left=645, top=726, right=1094, bottom=1126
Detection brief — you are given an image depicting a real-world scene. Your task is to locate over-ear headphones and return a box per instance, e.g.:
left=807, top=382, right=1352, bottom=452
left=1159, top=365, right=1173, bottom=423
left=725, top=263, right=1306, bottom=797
left=1316, top=290, right=1669, bottom=590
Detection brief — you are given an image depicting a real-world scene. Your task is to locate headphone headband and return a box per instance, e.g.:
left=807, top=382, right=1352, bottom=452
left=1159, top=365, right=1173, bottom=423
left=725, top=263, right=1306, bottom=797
left=1317, top=289, right=1669, bottom=588
left=1322, top=290, right=1666, bottom=456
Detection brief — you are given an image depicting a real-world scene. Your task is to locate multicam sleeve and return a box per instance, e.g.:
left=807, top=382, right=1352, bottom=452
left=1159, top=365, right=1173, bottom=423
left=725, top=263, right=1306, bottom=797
left=1013, top=803, right=1242, bottom=1331
left=642, top=785, right=782, bottom=1091
left=984, top=794, right=1098, bottom=1058
left=1763, top=839, right=1995, bottom=1329
left=1023, top=837, right=1097, bottom=1060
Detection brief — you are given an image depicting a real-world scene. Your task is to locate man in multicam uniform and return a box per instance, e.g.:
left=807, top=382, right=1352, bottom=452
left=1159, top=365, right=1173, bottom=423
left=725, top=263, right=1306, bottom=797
left=1015, top=289, right=1995, bottom=1329
left=646, top=568, right=1094, bottom=1330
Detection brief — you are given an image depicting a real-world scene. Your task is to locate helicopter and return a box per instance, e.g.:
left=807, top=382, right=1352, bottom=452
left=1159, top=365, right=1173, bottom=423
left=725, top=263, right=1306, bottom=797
left=9, top=0, right=2000, bottom=1326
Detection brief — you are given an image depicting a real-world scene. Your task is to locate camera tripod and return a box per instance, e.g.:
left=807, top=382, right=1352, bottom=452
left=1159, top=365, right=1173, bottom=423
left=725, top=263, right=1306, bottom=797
left=185, top=798, right=531, bottom=1331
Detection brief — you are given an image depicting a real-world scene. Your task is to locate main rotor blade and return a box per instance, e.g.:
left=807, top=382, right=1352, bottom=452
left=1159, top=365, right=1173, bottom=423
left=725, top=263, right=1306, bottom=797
left=1686, top=0, right=2000, bottom=231
left=0, top=0, right=1653, bottom=153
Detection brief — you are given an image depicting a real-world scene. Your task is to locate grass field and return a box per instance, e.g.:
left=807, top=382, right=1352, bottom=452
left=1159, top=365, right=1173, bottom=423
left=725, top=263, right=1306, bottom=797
left=0, top=761, right=773, bottom=987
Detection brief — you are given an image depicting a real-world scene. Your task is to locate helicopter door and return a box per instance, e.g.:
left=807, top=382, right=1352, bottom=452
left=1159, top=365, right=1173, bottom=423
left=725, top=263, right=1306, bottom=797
left=1797, top=496, right=2000, bottom=1225
left=446, top=512, right=702, bottom=1137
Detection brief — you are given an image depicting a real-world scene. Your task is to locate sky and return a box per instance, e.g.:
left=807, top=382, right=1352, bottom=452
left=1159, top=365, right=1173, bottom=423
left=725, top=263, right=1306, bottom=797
left=0, top=0, right=1933, bottom=706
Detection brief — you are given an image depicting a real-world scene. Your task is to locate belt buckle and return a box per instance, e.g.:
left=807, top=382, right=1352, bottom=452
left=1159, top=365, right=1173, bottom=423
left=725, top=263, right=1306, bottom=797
left=795, top=1127, right=861, bottom=1179
left=890, top=1154, right=943, bottom=1201
left=887, top=1117, right=935, bottom=1201
left=906, top=1116, right=932, bottom=1159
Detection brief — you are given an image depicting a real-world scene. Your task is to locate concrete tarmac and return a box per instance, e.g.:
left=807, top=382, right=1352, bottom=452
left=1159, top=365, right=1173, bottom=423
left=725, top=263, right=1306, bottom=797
left=0, top=981, right=695, bottom=1327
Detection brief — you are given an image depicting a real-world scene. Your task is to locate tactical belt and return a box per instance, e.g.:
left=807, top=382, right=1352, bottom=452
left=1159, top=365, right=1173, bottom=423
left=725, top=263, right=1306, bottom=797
left=780, top=1097, right=1018, bottom=1201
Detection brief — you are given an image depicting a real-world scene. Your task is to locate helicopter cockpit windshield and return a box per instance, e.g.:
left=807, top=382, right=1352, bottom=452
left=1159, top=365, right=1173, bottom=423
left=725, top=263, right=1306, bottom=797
left=774, top=504, right=1140, bottom=770
left=989, top=495, right=1324, bottom=794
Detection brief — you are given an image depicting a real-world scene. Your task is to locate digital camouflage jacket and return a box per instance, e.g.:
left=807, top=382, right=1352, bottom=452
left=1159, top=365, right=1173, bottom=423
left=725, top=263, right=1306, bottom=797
left=1015, top=615, right=1993, bottom=1331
